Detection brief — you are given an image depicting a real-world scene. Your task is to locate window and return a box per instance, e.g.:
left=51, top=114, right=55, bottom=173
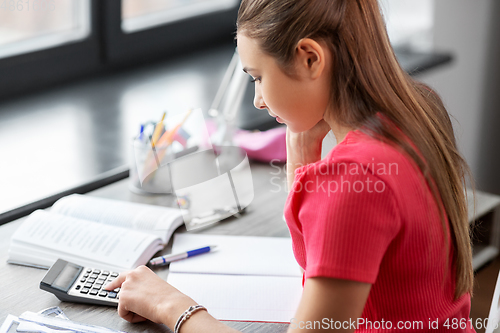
left=122, top=0, right=239, bottom=33
left=0, top=0, right=90, bottom=59
left=103, top=0, right=238, bottom=64
left=379, top=0, right=435, bottom=51
left=0, top=0, right=237, bottom=100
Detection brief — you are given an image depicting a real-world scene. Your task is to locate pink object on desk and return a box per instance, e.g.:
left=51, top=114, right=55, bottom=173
left=204, top=119, right=287, bottom=162
left=233, top=126, right=287, bottom=163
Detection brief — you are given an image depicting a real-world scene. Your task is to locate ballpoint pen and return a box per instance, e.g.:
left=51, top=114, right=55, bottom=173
left=149, top=245, right=217, bottom=266
left=138, top=124, right=144, bottom=141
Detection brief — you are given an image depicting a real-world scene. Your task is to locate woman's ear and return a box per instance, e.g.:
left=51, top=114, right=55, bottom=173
left=295, top=38, right=327, bottom=80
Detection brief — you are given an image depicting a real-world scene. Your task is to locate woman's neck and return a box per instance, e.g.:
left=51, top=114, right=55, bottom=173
left=324, top=114, right=354, bottom=144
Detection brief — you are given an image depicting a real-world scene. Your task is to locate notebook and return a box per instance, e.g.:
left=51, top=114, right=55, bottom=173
left=8, top=194, right=185, bottom=272
left=167, top=234, right=303, bottom=323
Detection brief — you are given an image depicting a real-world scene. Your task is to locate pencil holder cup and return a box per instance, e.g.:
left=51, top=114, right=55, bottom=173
left=129, top=139, right=174, bottom=195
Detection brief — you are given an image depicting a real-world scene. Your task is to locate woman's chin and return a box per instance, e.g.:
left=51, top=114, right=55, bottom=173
left=287, top=125, right=305, bottom=134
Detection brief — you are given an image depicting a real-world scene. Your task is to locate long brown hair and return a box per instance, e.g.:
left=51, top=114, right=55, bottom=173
left=237, top=0, right=474, bottom=298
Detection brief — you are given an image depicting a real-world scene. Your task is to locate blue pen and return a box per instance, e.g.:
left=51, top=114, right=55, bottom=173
left=138, top=124, right=144, bottom=141
left=149, top=245, right=217, bottom=266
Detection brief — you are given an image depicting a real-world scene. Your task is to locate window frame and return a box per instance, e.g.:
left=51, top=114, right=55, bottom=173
left=0, top=0, right=102, bottom=101
left=101, top=1, right=239, bottom=65
left=0, top=0, right=239, bottom=101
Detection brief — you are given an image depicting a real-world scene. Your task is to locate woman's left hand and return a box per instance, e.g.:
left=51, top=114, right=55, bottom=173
left=285, top=119, right=331, bottom=191
left=104, top=266, right=197, bottom=326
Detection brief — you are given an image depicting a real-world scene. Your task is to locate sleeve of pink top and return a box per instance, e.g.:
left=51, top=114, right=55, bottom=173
left=292, top=163, right=401, bottom=284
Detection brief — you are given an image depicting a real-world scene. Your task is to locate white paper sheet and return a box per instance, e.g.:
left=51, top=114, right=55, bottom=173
left=169, top=234, right=302, bottom=277
left=168, top=272, right=302, bottom=323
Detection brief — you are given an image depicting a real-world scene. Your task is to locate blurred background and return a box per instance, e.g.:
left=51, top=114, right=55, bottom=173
left=0, top=0, right=498, bottom=221
left=0, top=0, right=499, bottom=329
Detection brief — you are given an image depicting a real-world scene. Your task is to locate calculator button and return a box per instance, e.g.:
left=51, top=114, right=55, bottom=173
left=90, top=273, right=99, bottom=279
left=88, top=278, right=96, bottom=283
left=114, top=287, right=120, bottom=293
left=108, top=292, right=117, bottom=299
left=99, top=291, right=108, bottom=297
left=81, top=287, right=90, bottom=294
left=95, top=283, right=103, bottom=290
left=80, top=278, right=86, bottom=283
left=86, top=269, right=92, bottom=273
left=84, top=283, right=93, bottom=288
left=93, top=269, right=101, bottom=274
left=75, top=285, right=81, bottom=290
left=83, top=274, right=89, bottom=278
left=102, top=271, right=110, bottom=276
left=110, top=272, right=119, bottom=277
left=89, top=289, right=99, bottom=296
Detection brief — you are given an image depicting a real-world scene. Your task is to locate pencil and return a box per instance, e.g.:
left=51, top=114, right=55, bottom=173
left=151, top=112, right=166, bottom=147
left=156, top=109, right=193, bottom=148
left=141, top=109, right=193, bottom=184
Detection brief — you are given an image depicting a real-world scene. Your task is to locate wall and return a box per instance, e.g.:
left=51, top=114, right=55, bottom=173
left=476, top=0, right=500, bottom=195
left=417, top=0, right=499, bottom=193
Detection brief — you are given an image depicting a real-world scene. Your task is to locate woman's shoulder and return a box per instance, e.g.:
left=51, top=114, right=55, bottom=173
left=296, top=130, right=414, bottom=179
left=332, top=130, right=410, bottom=165
left=290, top=130, right=426, bottom=210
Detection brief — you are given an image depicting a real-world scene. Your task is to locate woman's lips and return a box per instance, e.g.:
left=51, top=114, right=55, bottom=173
left=268, top=112, right=284, bottom=123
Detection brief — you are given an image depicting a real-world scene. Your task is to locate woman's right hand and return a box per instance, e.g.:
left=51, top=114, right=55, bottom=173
left=105, top=266, right=197, bottom=326
left=105, top=266, right=240, bottom=333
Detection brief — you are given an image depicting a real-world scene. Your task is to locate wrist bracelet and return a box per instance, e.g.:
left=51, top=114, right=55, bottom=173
left=174, top=305, right=207, bottom=333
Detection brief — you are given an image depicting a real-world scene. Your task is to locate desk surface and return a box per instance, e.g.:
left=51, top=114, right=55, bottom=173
left=0, top=162, right=291, bottom=333
left=3, top=160, right=496, bottom=333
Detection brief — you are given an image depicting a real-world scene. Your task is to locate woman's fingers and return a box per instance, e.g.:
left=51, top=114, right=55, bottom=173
left=104, top=271, right=127, bottom=291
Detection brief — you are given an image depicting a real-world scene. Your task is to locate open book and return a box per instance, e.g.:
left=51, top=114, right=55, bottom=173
left=167, top=234, right=303, bottom=323
left=8, top=194, right=185, bottom=272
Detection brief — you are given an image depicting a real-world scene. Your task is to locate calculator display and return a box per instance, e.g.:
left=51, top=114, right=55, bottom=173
left=53, top=264, right=80, bottom=291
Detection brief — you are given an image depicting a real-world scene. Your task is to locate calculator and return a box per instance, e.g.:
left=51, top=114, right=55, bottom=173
left=40, top=259, right=120, bottom=306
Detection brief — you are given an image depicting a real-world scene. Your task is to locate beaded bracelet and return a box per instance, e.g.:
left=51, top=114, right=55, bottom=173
left=174, top=305, right=207, bottom=333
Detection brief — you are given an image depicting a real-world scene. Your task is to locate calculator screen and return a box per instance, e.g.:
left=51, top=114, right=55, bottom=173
left=53, top=264, right=80, bottom=291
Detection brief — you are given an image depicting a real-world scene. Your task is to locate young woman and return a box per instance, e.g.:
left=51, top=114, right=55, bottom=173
left=106, top=0, right=476, bottom=332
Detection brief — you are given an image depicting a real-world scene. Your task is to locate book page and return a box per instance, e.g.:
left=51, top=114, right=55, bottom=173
left=9, top=210, right=161, bottom=270
left=52, top=194, right=185, bottom=243
left=169, top=234, right=302, bottom=277
left=167, top=272, right=302, bottom=322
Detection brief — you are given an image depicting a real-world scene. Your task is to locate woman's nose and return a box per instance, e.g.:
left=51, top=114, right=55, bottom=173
left=253, top=85, right=267, bottom=110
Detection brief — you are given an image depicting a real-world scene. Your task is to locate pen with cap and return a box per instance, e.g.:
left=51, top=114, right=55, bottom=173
left=149, top=245, right=217, bottom=266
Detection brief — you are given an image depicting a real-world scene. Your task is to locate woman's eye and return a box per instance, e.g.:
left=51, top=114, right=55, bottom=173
left=250, top=77, right=261, bottom=83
